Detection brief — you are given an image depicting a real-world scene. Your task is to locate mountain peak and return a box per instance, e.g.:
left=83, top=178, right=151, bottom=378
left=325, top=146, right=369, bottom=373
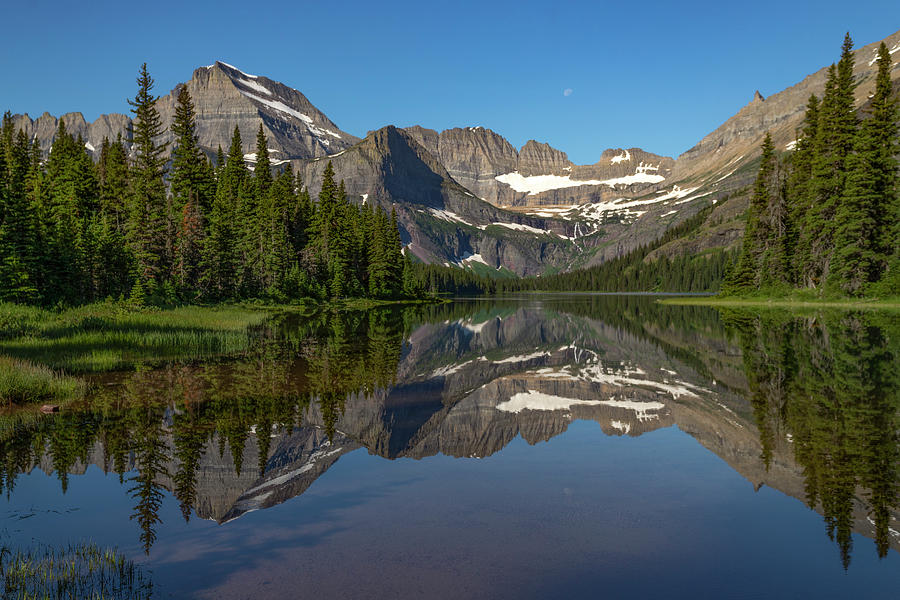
left=212, top=60, right=258, bottom=79
left=752, top=90, right=765, bottom=103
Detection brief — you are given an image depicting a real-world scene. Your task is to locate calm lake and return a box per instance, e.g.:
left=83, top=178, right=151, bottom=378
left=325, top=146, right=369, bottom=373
left=2, top=295, right=899, bottom=599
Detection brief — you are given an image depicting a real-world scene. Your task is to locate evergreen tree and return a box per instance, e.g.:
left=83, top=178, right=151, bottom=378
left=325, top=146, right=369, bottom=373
left=170, top=86, right=214, bottom=295
left=789, top=94, right=820, bottom=285
left=805, top=35, right=858, bottom=287
left=170, top=86, right=214, bottom=216
left=0, top=129, right=38, bottom=302
left=127, top=63, right=169, bottom=289
left=258, top=166, right=295, bottom=294
left=865, top=43, right=900, bottom=295
left=97, top=134, right=130, bottom=231
left=723, top=134, right=777, bottom=293
left=201, top=127, right=244, bottom=299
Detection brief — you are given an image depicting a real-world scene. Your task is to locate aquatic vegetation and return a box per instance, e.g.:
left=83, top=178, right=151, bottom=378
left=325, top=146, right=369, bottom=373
left=0, top=541, right=152, bottom=599
left=0, top=356, right=86, bottom=406
left=0, top=301, right=270, bottom=373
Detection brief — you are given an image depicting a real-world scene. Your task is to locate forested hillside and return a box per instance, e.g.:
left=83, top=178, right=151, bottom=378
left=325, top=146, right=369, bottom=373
left=724, top=38, right=899, bottom=297
left=0, top=65, right=417, bottom=307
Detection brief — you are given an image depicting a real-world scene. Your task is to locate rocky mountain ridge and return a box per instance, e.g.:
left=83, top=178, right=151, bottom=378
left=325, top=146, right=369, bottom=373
left=8, top=28, right=900, bottom=274
left=10, top=61, right=358, bottom=162
left=403, top=125, right=675, bottom=208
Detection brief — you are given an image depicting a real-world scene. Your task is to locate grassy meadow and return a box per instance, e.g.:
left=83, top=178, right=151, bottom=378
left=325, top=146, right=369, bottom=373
left=0, top=301, right=271, bottom=407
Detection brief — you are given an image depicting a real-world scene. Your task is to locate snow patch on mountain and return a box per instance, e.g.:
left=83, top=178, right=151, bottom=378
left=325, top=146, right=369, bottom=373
left=599, top=399, right=666, bottom=422
left=491, top=222, right=557, bottom=236
left=236, top=89, right=342, bottom=142
left=236, top=78, right=272, bottom=96
left=493, top=351, right=551, bottom=364
left=868, top=41, right=900, bottom=65
left=497, top=390, right=602, bottom=413
left=610, top=420, right=631, bottom=434
left=655, top=185, right=700, bottom=203
left=218, top=61, right=259, bottom=79
left=495, top=164, right=665, bottom=195
left=429, top=208, right=475, bottom=227
left=244, top=150, right=289, bottom=166
left=610, top=149, right=631, bottom=164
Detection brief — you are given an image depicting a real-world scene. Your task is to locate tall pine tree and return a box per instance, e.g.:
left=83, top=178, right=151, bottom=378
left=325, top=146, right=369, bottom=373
left=127, top=63, right=169, bottom=290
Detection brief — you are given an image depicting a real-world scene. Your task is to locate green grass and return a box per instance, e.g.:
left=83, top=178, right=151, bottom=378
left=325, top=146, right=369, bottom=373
left=0, top=541, right=151, bottom=599
left=0, top=356, right=87, bottom=406
left=659, top=295, right=900, bottom=310
left=0, top=301, right=271, bottom=374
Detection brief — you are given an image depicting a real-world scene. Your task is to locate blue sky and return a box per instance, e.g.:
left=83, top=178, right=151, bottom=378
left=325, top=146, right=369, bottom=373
left=2, top=1, right=897, bottom=163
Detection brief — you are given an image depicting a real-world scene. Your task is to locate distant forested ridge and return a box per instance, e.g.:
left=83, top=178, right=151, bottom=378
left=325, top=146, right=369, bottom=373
left=409, top=205, right=736, bottom=297
left=0, top=64, right=420, bottom=307
left=724, top=37, right=899, bottom=297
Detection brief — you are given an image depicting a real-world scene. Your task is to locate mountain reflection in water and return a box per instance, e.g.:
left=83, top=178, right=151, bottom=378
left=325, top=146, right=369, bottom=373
left=1, top=296, right=898, bottom=574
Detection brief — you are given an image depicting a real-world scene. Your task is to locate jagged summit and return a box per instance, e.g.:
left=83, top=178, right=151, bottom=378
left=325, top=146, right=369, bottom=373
left=10, top=60, right=359, bottom=161
left=752, top=90, right=765, bottom=102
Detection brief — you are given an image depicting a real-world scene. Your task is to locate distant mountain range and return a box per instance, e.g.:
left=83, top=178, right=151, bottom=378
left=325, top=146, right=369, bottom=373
left=10, top=30, right=900, bottom=275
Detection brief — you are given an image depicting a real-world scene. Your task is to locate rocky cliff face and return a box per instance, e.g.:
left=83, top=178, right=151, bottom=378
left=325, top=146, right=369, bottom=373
left=11, top=61, right=358, bottom=161
left=294, top=126, right=584, bottom=276
left=403, top=125, right=674, bottom=208
left=673, top=31, right=900, bottom=183
left=10, top=111, right=130, bottom=156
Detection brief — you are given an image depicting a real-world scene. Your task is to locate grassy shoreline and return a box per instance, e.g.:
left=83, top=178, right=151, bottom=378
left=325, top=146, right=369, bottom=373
left=0, top=296, right=445, bottom=407
left=659, top=295, right=900, bottom=310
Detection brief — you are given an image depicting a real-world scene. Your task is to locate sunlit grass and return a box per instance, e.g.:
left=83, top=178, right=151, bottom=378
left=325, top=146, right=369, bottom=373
left=0, top=541, right=151, bottom=599
left=0, top=302, right=270, bottom=374
left=0, top=356, right=86, bottom=405
left=659, top=296, right=900, bottom=310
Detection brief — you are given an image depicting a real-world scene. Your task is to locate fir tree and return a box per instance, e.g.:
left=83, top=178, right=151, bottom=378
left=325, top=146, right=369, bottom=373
left=806, top=35, right=858, bottom=287
left=170, top=86, right=214, bottom=216
left=201, top=127, right=245, bottom=299
left=789, top=94, right=820, bottom=286
left=98, top=134, right=130, bottom=230
left=866, top=43, right=900, bottom=295
left=127, top=63, right=169, bottom=288
left=724, top=133, right=777, bottom=293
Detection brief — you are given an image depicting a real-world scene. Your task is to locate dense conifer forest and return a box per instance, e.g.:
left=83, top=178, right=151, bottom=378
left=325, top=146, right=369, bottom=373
left=0, top=65, right=420, bottom=307
left=724, top=37, right=899, bottom=297
left=404, top=205, right=736, bottom=297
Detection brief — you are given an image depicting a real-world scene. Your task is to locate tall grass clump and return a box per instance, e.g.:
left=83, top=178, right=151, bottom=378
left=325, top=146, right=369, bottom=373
left=0, top=541, right=152, bottom=599
left=0, top=302, right=271, bottom=373
left=0, top=356, right=86, bottom=406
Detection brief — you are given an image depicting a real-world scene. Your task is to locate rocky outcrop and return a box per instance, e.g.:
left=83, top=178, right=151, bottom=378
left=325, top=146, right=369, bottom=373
left=11, top=61, right=358, bottom=161
left=517, top=139, right=571, bottom=176
left=295, top=126, right=581, bottom=276
left=672, top=30, right=900, bottom=183
left=402, top=125, right=674, bottom=208
left=11, top=111, right=130, bottom=156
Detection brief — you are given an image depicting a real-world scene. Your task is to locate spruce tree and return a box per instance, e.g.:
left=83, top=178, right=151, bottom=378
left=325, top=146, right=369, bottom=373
left=170, top=86, right=214, bottom=216
left=724, top=133, right=776, bottom=294
left=0, top=129, right=38, bottom=302
left=127, top=63, right=169, bottom=289
left=806, top=35, right=858, bottom=288
left=201, top=127, right=244, bottom=299
left=98, top=134, right=130, bottom=231
left=866, top=42, right=900, bottom=295
left=789, top=94, right=819, bottom=285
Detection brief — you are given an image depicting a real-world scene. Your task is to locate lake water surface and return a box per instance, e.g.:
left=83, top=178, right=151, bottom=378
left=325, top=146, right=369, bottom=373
left=2, top=295, right=899, bottom=598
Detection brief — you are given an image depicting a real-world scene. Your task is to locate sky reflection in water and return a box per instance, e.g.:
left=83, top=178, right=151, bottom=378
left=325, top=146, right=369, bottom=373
left=2, top=296, right=899, bottom=599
